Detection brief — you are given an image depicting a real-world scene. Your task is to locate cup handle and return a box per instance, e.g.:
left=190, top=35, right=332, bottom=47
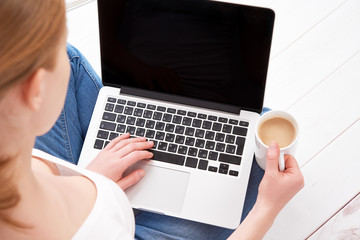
left=279, top=152, right=285, bottom=172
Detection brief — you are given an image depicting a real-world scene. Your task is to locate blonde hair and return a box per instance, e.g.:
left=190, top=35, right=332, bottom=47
left=0, top=0, right=66, bottom=227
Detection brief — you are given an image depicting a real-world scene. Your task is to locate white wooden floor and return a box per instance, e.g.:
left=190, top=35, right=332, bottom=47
left=66, top=0, right=360, bottom=239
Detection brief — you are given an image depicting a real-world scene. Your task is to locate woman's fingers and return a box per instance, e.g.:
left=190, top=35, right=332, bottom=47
left=118, top=169, right=146, bottom=190
left=104, top=133, right=130, bottom=150
left=114, top=140, right=154, bottom=158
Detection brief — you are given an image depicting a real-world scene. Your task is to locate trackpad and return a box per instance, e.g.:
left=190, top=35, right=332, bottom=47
left=125, top=164, right=190, bottom=214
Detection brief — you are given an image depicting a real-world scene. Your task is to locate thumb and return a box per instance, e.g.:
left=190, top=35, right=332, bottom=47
left=266, top=142, right=280, bottom=172
left=118, top=169, right=145, bottom=191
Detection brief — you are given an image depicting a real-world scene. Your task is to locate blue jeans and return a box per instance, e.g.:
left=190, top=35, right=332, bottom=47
left=35, top=44, right=265, bottom=239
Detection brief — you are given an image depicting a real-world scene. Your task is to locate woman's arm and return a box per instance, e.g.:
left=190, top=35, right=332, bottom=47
left=228, top=142, right=304, bottom=240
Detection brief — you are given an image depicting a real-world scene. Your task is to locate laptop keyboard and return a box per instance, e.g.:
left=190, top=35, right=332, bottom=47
left=94, top=97, right=249, bottom=177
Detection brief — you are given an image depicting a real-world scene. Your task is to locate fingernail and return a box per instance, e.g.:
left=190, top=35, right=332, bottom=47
left=138, top=170, right=145, bottom=178
left=269, top=142, right=277, bottom=150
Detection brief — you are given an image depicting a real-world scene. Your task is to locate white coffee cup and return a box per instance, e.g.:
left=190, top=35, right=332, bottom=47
left=255, top=110, right=299, bottom=171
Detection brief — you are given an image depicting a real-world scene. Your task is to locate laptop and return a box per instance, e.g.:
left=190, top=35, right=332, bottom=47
left=78, top=0, right=274, bottom=229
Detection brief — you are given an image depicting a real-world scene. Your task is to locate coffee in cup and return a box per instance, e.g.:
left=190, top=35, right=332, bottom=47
left=255, top=111, right=299, bottom=171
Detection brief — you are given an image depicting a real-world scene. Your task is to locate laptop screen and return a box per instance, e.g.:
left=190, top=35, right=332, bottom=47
left=97, top=0, right=274, bottom=114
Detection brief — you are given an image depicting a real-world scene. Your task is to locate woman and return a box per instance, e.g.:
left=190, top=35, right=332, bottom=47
left=0, top=0, right=304, bottom=239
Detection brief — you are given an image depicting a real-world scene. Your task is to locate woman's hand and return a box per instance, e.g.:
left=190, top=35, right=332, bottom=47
left=228, top=142, right=304, bottom=240
left=86, top=133, right=153, bottom=190
left=257, top=142, right=304, bottom=217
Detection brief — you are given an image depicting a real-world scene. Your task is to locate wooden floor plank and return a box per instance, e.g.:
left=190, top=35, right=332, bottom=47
left=289, top=52, right=360, bottom=166
left=264, top=119, right=360, bottom=239
left=264, top=0, right=360, bottom=110
left=307, top=193, right=360, bottom=240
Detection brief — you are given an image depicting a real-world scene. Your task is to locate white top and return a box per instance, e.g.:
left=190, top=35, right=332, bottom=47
left=32, top=149, right=135, bottom=240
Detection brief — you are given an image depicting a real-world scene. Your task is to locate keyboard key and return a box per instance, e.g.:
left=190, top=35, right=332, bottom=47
left=229, top=119, right=238, bottom=125
left=155, top=122, right=165, bottom=130
left=236, top=137, right=245, bottom=156
left=178, top=145, right=188, bottom=155
left=205, top=131, right=215, bottom=140
left=109, top=132, right=119, bottom=140
left=104, top=141, right=110, bottom=148
left=195, top=129, right=205, bottom=138
left=197, top=113, right=207, bottom=119
left=97, top=130, right=109, bottom=139
left=172, top=115, right=182, bottom=124
left=185, top=157, right=198, bottom=168
left=94, top=139, right=104, bottom=149
left=124, top=106, right=134, bottom=115
left=187, top=112, right=196, bottom=117
left=175, top=135, right=185, bottom=144
left=175, top=125, right=185, bottom=134
left=215, top=143, right=225, bottom=152
left=116, top=115, right=126, bottom=123
left=195, top=139, right=205, bottom=148
left=162, top=113, right=172, bottom=122
left=188, top=147, right=198, bottom=157
left=155, top=131, right=165, bottom=140
left=145, top=120, right=155, bottom=129
left=105, top=103, right=115, bottom=112
left=219, top=168, right=228, bottom=174
left=126, top=116, right=136, bottom=125
left=158, top=142, right=168, bottom=151
left=134, top=108, right=143, bottom=117
left=215, top=133, right=225, bottom=142
left=165, top=123, right=175, bottom=132
left=100, top=121, right=116, bottom=131
left=185, top=127, right=195, bottom=136
left=177, top=110, right=186, bottom=115
left=116, top=124, right=126, bottom=133
left=208, top=166, right=217, bottom=172
left=198, top=149, right=208, bottom=158
left=226, top=145, right=236, bottom=154
left=202, top=121, right=212, bottom=130
left=151, top=150, right=185, bottom=166
left=143, top=110, right=153, bottom=119
left=102, top=112, right=116, bottom=122
left=126, top=126, right=136, bottom=135
left=165, top=133, right=175, bottom=142
left=208, top=151, right=218, bottom=160
left=137, top=102, right=146, bottom=108
left=107, top=97, right=116, bottom=103
left=167, top=108, right=176, bottom=113
left=219, top=153, right=241, bottom=165
left=136, top=118, right=145, bottom=127
left=192, top=119, right=202, bottom=128
left=240, top=121, right=249, bottom=127
left=127, top=101, right=136, bottom=106
left=208, top=115, right=217, bottom=121
left=157, top=106, right=166, bottom=112
left=147, top=104, right=156, bottom=110
left=205, top=141, right=215, bottom=150
left=229, top=170, right=239, bottom=176
left=222, top=124, right=232, bottom=133
left=117, top=99, right=126, bottom=104
left=233, top=126, right=248, bottom=136
left=135, top=128, right=145, bottom=137
left=114, top=105, right=124, bottom=113
left=153, top=112, right=162, bottom=120
left=168, top=143, right=178, bottom=153
left=220, top=163, right=229, bottom=170
left=225, top=135, right=235, bottom=144
left=182, top=117, right=192, bottom=126
left=212, top=122, right=222, bottom=131
left=145, top=129, right=155, bottom=138
left=185, top=137, right=195, bottom=146
left=198, top=160, right=208, bottom=170
left=218, top=117, right=228, bottom=123
left=152, top=140, right=158, bottom=149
